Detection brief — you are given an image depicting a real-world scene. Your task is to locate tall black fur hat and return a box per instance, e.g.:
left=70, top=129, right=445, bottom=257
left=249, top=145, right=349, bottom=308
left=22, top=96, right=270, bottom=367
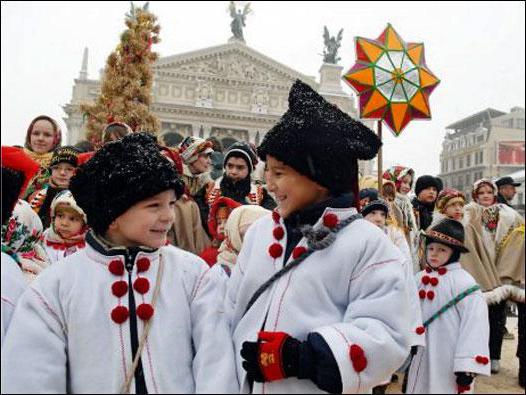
left=257, top=80, right=381, bottom=195
left=69, top=132, right=185, bottom=235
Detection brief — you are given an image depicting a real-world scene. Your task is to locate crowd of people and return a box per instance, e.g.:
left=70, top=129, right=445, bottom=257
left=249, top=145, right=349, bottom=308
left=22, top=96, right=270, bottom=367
left=1, top=79, right=524, bottom=394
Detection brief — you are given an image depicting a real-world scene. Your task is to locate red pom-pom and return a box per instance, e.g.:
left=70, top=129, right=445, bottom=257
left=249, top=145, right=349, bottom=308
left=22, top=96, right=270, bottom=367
left=272, top=211, right=281, bottom=224
left=421, top=275, right=431, bottom=285
left=425, top=267, right=432, bottom=273
left=323, top=213, right=339, bottom=228
left=111, top=306, right=129, bottom=324
left=292, top=246, right=308, bottom=260
left=419, top=290, right=426, bottom=299
left=438, top=267, right=448, bottom=276
left=430, top=277, right=439, bottom=287
left=415, top=326, right=425, bottom=335
left=136, top=303, right=154, bottom=321
left=273, top=226, right=285, bottom=241
left=427, top=290, right=435, bottom=300
left=349, top=344, right=367, bottom=373
left=268, top=243, right=283, bottom=259
left=109, top=260, right=124, bottom=276
left=136, top=257, right=150, bottom=273
left=475, top=355, right=489, bottom=365
left=458, top=384, right=471, bottom=393
left=133, top=277, right=150, bottom=294
left=112, top=281, right=128, bottom=298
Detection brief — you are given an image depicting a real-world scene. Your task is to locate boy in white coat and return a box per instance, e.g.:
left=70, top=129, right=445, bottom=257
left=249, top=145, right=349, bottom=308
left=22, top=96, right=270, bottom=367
left=406, top=218, right=491, bottom=394
left=1, top=133, right=238, bottom=394
left=227, top=80, right=413, bottom=394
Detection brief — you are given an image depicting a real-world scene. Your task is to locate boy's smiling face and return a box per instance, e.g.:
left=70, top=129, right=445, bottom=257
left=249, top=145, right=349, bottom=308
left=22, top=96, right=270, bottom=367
left=265, top=155, right=329, bottom=219
left=105, top=189, right=176, bottom=249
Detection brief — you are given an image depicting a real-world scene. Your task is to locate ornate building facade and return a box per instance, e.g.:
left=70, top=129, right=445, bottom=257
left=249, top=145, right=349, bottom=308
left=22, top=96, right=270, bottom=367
left=63, top=38, right=374, bottom=175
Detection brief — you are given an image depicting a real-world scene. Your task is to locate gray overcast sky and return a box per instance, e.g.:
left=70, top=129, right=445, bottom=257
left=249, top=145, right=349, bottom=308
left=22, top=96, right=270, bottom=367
left=1, top=1, right=524, bottom=177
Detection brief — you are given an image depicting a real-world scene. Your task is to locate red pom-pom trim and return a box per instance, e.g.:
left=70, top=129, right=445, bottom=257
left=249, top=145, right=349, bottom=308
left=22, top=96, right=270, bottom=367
left=458, top=384, right=471, bottom=394
left=419, top=290, right=427, bottom=299
left=427, top=290, right=435, bottom=300
left=109, top=260, right=124, bottom=276
left=136, top=303, right=154, bottom=321
left=425, top=267, right=432, bottom=273
left=323, top=213, right=339, bottom=228
left=272, top=211, right=281, bottom=224
left=136, top=257, right=150, bottom=273
left=349, top=344, right=367, bottom=373
left=273, top=226, right=285, bottom=241
left=475, top=355, right=489, bottom=365
left=268, top=243, right=283, bottom=259
left=438, top=267, right=448, bottom=276
left=112, top=281, right=128, bottom=298
left=422, top=275, right=431, bottom=285
left=415, top=326, right=425, bottom=335
left=133, top=277, right=150, bottom=294
left=111, top=306, right=129, bottom=324
left=430, top=277, right=439, bottom=287
left=292, top=246, right=308, bottom=260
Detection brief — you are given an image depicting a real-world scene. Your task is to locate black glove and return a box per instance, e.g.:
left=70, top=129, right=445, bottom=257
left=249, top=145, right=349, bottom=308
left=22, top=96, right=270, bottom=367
left=455, top=372, right=475, bottom=393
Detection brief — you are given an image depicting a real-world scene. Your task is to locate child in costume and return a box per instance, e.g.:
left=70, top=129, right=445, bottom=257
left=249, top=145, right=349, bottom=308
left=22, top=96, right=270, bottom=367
left=406, top=218, right=490, bottom=394
left=1, top=133, right=238, bottom=393
left=199, top=196, right=242, bottom=267
left=42, top=190, right=88, bottom=264
left=226, top=80, right=413, bottom=393
left=27, top=146, right=80, bottom=229
left=433, top=188, right=466, bottom=225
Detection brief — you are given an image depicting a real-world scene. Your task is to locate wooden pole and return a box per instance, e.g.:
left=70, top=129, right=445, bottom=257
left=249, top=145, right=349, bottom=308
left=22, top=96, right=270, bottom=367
left=377, top=120, right=383, bottom=197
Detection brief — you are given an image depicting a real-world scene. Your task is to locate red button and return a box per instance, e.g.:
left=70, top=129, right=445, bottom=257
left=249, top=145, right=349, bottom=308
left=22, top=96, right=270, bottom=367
left=112, top=281, right=128, bottom=298
left=136, top=257, right=150, bottom=273
left=111, top=306, right=129, bottom=324
left=109, top=260, right=124, bottom=276
left=268, top=243, right=283, bottom=259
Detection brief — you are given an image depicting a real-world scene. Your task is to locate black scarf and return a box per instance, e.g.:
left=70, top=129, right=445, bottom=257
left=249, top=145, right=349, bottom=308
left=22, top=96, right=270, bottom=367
left=412, top=197, right=435, bottom=231
left=283, top=193, right=354, bottom=264
left=220, top=175, right=252, bottom=204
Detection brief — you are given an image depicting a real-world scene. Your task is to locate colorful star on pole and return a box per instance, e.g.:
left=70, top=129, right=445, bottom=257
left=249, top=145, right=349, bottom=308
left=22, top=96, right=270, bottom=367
left=343, top=24, right=440, bottom=136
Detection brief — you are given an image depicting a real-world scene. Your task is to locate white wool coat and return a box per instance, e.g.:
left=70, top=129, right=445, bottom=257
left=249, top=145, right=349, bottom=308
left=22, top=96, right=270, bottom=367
left=406, top=263, right=491, bottom=394
left=227, top=207, right=413, bottom=394
left=1, top=244, right=238, bottom=394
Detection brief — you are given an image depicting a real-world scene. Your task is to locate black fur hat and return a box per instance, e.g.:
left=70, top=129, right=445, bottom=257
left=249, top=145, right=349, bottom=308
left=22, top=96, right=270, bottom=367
left=223, top=141, right=257, bottom=173
left=423, top=218, right=469, bottom=253
left=361, top=199, right=389, bottom=217
left=257, top=80, right=381, bottom=195
left=69, top=132, right=185, bottom=235
left=415, top=175, right=441, bottom=197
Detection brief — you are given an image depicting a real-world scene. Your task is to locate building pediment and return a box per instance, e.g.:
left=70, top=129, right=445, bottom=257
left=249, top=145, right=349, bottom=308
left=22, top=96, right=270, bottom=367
left=154, top=41, right=317, bottom=89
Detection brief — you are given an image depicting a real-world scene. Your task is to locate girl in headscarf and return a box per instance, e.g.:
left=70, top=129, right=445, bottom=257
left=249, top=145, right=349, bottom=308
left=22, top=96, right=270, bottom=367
left=24, top=115, right=62, bottom=169
left=383, top=165, right=420, bottom=272
left=1, top=200, right=49, bottom=282
left=460, top=178, right=525, bottom=378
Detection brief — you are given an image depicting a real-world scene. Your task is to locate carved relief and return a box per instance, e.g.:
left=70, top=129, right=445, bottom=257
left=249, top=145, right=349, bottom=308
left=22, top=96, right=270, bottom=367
left=196, top=80, right=213, bottom=108
left=251, top=87, right=269, bottom=114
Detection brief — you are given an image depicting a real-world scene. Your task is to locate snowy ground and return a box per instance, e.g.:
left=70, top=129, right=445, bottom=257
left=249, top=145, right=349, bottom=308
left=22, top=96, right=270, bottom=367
left=387, top=317, right=523, bottom=394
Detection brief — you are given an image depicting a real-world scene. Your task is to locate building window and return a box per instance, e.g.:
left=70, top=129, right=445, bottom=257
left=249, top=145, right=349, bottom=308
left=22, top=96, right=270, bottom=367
left=479, top=151, right=484, bottom=163
left=477, top=135, right=484, bottom=143
left=517, top=118, right=525, bottom=130
left=459, top=158, right=464, bottom=169
left=466, top=154, right=471, bottom=167
left=519, top=192, right=524, bottom=204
